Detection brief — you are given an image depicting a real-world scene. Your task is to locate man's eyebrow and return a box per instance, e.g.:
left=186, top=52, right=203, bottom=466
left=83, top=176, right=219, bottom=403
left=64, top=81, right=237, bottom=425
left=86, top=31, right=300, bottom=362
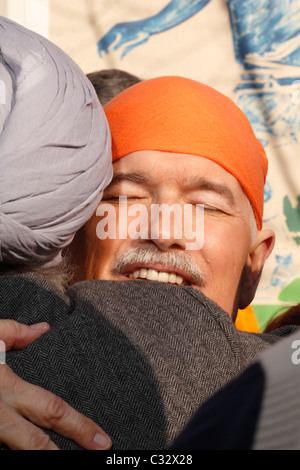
left=107, top=172, right=150, bottom=186
left=107, top=172, right=236, bottom=205
left=187, top=176, right=236, bottom=206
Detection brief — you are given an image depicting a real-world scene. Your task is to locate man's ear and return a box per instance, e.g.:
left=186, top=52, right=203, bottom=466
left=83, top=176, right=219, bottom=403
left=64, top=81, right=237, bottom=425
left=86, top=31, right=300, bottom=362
left=239, top=229, right=275, bottom=310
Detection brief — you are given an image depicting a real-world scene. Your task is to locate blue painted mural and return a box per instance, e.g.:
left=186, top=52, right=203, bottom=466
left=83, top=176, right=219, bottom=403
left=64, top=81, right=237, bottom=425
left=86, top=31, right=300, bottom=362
left=98, top=0, right=211, bottom=59
left=98, top=0, right=300, bottom=147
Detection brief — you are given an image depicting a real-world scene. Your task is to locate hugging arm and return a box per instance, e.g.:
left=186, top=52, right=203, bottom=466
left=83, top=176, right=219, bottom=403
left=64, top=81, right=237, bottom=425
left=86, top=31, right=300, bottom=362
left=0, top=320, right=111, bottom=450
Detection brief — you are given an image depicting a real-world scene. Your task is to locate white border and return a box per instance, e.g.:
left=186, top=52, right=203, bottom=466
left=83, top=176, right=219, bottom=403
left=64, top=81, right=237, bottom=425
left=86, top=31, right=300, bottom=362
left=0, top=0, right=49, bottom=38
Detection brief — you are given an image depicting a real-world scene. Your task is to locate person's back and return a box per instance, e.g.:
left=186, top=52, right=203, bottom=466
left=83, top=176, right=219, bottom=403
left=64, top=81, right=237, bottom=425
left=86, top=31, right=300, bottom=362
left=2, top=272, right=295, bottom=449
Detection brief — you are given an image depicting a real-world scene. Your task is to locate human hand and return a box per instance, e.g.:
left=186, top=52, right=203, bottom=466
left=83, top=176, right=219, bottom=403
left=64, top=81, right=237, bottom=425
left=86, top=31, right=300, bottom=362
left=0, top=319, right=50, bottom=351
left=0, top=320, right=112, bottom=450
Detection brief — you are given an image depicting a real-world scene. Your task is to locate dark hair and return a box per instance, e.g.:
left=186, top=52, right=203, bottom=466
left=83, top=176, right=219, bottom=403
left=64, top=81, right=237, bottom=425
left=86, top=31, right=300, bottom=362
left=87, top=69, right=142, bottom=106
left=264, top=303, right=300, bottom=333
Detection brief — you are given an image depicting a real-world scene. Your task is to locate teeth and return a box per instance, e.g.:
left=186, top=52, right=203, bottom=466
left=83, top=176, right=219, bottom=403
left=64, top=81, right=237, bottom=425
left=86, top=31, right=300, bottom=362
left=157, top=272, right=169, bottom=283
left=128, top=268, right=185, bottom=286
left=169, top=273, right=177, bottom=284
left=146, top=269, right=158, bottom=281
left=139, top=268, right=147, bottom=279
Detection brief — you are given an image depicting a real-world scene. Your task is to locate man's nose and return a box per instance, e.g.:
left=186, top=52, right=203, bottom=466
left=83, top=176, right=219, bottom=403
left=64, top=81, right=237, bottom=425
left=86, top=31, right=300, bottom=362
left=150, top=236, right=186, bottom=251
left=141, top=202, right=187, bottom=251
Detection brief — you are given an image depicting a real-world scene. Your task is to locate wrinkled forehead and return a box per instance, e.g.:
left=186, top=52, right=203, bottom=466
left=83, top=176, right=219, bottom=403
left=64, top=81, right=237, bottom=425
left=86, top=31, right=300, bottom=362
left=108, top=150, right=256, bottom=240
left=104, top=76, right=267, bottom=229
left=111, top=150, right=250, bottom=204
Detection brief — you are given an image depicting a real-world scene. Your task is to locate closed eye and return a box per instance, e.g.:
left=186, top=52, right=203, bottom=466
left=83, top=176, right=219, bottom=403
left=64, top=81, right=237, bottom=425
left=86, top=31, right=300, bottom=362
left=203, top=204, right=224, bottom=213
left=102, top=195, right=147, bottom=201
left=187, top=201, right=232, bottom=217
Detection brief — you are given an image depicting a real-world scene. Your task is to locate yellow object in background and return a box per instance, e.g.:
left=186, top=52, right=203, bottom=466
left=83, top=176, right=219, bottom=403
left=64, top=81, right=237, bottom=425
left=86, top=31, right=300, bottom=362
left=235, top=305, right=259, bottom=333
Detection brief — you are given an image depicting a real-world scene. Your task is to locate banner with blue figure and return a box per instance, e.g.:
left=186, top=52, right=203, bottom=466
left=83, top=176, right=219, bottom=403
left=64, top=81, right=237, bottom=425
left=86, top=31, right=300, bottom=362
left=50, top=0, right=300, bottom=329
left=97, top=0, right=211, bottom=60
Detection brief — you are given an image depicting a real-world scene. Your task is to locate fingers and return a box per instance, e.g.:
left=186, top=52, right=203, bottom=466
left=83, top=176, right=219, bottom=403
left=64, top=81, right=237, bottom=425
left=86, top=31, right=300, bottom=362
left=0, top=365, right=59, bottom=450
left=0, top=319, right=50, bottom=350
left=0, top=401, right=59, bottom=450
left=0, top=365, right=111, bottom=450
left=41, top=396, right=112, bottom=450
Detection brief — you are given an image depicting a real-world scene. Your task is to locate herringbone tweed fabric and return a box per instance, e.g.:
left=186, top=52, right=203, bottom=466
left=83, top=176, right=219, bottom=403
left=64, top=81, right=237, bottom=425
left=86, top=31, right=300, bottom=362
left=0, top=273, right=295, bottom=450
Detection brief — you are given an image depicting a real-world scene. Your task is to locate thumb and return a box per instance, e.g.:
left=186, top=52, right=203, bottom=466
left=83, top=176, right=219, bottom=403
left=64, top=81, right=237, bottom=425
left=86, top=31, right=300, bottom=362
left=0, top=319, right=50, bottom=351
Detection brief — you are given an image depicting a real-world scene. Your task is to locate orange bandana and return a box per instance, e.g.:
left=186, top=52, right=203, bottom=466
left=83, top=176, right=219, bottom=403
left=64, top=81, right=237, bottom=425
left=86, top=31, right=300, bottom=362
left=104, top=76, right=267, bottom=229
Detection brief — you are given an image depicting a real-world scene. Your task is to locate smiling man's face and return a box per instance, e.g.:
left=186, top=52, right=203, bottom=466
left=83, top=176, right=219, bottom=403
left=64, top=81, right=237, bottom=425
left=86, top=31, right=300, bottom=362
left=71, top=150, right=274, bottom=319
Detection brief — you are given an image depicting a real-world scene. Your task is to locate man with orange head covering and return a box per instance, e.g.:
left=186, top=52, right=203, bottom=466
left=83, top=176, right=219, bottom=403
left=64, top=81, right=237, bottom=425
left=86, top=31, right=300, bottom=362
left=71, top=75, right=274, bottom=322
left=1, top=67, right=295, bottom=451
left=85, top=72, right=260, bottom=332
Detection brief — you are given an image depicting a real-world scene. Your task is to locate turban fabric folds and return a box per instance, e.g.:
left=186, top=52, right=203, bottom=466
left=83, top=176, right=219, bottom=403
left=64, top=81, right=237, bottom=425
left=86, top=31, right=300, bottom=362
left=0, top=17, right=113, bottom=267
left=104, top=76, right=267, bottom=229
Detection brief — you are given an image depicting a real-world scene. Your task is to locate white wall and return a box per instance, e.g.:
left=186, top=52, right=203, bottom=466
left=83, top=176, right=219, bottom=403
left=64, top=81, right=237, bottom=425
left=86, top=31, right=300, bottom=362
left=0, top=0, right=49, bottom=38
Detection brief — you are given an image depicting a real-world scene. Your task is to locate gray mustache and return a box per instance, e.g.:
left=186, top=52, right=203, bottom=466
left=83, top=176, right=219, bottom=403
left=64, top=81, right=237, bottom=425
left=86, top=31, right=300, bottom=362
left=112, top=246, right=206, bottom=286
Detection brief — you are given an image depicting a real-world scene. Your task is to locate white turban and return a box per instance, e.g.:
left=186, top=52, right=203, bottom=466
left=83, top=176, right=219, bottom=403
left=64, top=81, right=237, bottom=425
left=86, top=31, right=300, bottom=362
left=0, top=17, right=113, bottom=267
